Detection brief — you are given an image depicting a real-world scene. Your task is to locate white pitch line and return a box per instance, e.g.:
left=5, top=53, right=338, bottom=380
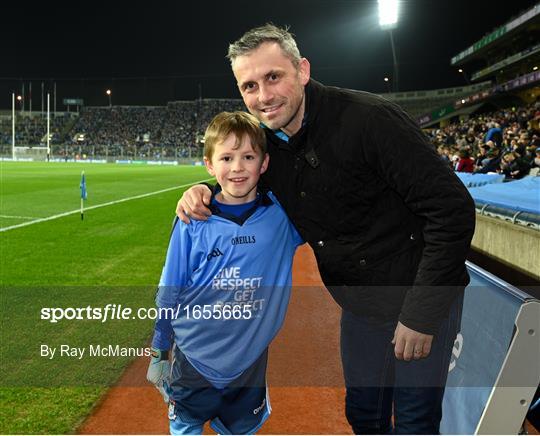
left=0, top=215, right=41, bottom=220
left=0, top=178, right=214, bottom=233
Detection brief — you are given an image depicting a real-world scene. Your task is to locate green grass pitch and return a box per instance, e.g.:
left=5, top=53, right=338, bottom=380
left=0, top=161, right=213, bottom=434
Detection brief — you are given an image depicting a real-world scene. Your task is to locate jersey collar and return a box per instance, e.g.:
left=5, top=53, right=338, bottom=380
left=209, top=185, right=273, bottom=226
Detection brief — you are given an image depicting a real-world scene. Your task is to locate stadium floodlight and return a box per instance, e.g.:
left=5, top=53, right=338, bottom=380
left=106, top=89, right=112, bottom=107
left=384, top=77, right=391, bottom=93
left=378, top=0, right=398, bottom=30
left=458, top=68, right=471, bottom=85
left=16, top=95, right=23, bottom=117
left=378, top=0, right=399, bottom=92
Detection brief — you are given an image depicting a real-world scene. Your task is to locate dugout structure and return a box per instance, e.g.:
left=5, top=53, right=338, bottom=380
left=441, top=262, right=540, bottom=434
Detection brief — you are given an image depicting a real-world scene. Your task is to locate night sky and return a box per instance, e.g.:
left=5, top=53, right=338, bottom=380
left=3, top=0, right=537, bottom=107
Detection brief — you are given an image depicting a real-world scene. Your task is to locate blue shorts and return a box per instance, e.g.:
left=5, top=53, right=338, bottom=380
left=168, top=347, right=270, bottom=435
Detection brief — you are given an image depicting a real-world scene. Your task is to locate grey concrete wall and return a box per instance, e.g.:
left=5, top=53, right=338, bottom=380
left=472, top=214, right=540, bottom=280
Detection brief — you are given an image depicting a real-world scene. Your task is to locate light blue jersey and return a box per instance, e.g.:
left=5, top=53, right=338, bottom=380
left=152, top=190, right=302, bottom=389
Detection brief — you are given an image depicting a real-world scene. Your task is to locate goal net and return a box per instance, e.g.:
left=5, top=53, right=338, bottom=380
left=13, top=146, right=49, bottom=161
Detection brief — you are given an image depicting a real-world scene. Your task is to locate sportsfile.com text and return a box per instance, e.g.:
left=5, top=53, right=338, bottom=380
left=40, top=303, right=253, bottom=323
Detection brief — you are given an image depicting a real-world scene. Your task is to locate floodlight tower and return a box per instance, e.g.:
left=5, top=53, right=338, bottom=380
left=378, top=0, right=399, bottom=92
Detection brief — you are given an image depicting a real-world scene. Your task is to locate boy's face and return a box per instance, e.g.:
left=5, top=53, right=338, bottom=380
left=204, top=133, right=269, bottom=204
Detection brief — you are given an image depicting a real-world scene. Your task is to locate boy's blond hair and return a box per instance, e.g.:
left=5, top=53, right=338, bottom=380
left=203, top=111, right=267, bottom=160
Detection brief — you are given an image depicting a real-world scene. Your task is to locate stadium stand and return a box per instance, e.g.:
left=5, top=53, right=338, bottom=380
left=56, top=99, right=244, bottom=160
left=450, top=3, right=539, bottom=86
left=1, top=99, right=245, bottom=160
left=418, top=2, right=540, bottom=128
left=0, top=112, right=74, bottom=148
left=431, top=101, right=540, bottom=247
left=3, top=96, right=538, bottom=166
left=432, top=101, right=540, bottom=179
left=382, top=81, right=491, bottom=119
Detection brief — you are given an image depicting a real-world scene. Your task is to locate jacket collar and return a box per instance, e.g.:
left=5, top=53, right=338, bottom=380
left=304, top=79, right=325, bottom=127
left=263, top=78, right=325, bottom=144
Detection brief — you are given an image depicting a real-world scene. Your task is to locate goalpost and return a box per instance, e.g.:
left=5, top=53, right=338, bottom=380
left=11, top=92, right=51, bottom=161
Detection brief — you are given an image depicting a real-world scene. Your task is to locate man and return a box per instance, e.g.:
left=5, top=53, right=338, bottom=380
left=177, top=24, right=475, bottom=434
left=474, top=146, right=501, bottom=174
left=484, top=122, right=503, bottom=147
left=500, top=151, right=531, bottom=180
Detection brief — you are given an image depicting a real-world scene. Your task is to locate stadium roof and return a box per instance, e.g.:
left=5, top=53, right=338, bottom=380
left=451, top=2, right=540, bottom=66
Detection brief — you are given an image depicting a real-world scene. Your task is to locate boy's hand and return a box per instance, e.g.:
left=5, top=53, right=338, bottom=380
left=147, top=348, right=171, bottom=403
left=176, top=185, right=213, bottom=224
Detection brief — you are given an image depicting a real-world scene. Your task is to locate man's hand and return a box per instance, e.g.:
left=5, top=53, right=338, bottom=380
left=146, top=349, right=171, bottom=403
left=176, top=184, right=212, bottom=224
left=391, top=321, right=433, bottom=361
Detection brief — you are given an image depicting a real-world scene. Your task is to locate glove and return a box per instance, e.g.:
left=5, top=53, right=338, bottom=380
left=146, top=348, right=171, bottom=403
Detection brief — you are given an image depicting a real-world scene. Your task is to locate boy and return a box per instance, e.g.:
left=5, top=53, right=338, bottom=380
left=147, top=111, right=302, bottom=435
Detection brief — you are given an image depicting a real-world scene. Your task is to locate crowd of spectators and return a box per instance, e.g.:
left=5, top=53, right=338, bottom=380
left=4, top=98, right=540, bottom=171
left=59, top=99, right=245, bottom=160
left=430, top=101, right=540, bottom=180
left=0, top=113, right=73, bottom=147
left=1, top=99, right=245, bottom=160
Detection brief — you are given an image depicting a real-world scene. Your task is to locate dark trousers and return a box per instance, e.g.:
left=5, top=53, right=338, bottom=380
left=340, top=296, right=462, bottom=435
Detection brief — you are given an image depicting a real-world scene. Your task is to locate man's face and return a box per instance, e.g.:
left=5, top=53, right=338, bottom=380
left=503, top=154, right=515, bottom=164
left=232, top=42, right=310, bottom=136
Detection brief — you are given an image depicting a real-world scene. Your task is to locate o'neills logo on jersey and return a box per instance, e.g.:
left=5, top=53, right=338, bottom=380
left=253, top=398, right=266, bottom=415
left=231, top=235, right=256, bottom=245
left=207, top=248, right=223, bottom=261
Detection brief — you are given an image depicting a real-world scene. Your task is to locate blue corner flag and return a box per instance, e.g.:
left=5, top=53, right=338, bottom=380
left=80, top=172, right=87, bottom=200
left=80, top=171, right=87, bottom=220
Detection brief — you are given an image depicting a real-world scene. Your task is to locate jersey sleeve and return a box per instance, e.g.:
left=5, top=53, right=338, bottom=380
left=268, top=190, right=304, bottom=248
left=156, top=218, right=192, bottom=304
left=288, top=220, right=304, bottom=248
left=152, top=218, right=192, bottom=350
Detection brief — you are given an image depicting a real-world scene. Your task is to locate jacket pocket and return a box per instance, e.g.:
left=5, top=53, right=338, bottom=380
left=313, top=238, right=424, bottom=319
